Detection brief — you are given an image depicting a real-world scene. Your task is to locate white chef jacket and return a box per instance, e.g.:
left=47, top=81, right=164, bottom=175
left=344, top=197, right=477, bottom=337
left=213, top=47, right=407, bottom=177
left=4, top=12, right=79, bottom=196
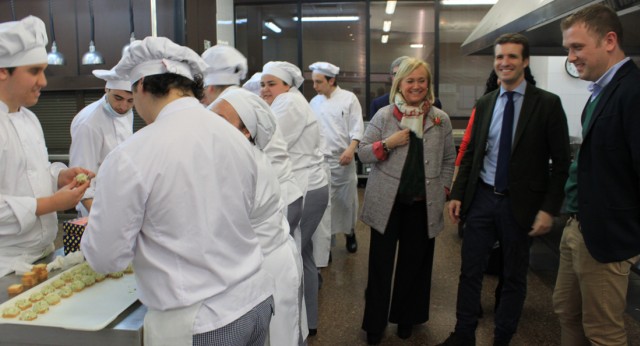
left=69, top=95, right=134, bottom=216
left=309, top=86, right=364, bottom=154
left=270, top=88, right=327, bottom=194
left=0, top=101, right=64, bottom=276
left=251, top=145, right=304, bottom=345
left=81, top=97, right=273, bottom=334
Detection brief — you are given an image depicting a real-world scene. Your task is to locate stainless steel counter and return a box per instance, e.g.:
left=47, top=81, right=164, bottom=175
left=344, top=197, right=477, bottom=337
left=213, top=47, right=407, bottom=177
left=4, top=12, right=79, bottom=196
left=0, top=250, right=146, bottom=346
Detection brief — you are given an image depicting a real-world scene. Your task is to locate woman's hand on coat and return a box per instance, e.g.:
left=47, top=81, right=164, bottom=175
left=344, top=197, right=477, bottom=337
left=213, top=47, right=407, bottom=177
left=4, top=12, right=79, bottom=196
left=386, top=128, right=411, bottom=150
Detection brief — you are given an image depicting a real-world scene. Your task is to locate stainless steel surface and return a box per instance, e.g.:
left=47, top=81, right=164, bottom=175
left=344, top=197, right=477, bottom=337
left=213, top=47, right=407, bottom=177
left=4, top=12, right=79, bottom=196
left=0, top=250, right=145, bottom=346
left=462, top=0, right=640, bottom=56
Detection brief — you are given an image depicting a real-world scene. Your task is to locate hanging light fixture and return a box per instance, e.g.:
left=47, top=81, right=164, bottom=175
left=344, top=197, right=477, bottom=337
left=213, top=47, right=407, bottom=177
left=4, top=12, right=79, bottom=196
left=122, top=0, right=136, bottom=56
left=47, top=0, right=65, bottom=65
left=81, top=0, right=104, bottom=65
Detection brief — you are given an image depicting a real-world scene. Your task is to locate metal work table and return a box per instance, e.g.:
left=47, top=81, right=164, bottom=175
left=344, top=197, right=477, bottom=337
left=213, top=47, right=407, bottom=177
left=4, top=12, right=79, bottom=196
left=0, top=250, right=146, bottom=346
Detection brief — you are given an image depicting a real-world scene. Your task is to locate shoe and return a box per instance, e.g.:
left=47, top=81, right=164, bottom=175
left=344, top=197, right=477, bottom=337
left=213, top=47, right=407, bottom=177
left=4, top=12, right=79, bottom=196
left=366, top=331, right=383, bottom=345
left=346, top=233, right=358, bottom=253
left=493, top=339, right=509, bottom=346
left=308, top=328, right=317, bottom=336
left=397, top=324, right=412, bottom=339
left=437, top=332, right=476, bottom=346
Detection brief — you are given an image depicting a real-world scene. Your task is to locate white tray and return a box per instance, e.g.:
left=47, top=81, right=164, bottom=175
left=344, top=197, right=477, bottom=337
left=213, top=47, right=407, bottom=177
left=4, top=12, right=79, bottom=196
left=0, top=263, right=138, bottom=331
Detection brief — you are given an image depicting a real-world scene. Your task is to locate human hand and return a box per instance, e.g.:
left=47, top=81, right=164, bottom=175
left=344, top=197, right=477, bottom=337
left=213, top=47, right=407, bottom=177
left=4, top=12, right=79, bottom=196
left=528, top=210, right=553, bottom=237
left=448, top=200, right=462, bottom=224
left=52, top=179, right=90, bottom=211
left=58, top=167, right=95, bottom=188
left=386, top=128, right=411, bottom=150
left=339, top=148, right=355, bottom=166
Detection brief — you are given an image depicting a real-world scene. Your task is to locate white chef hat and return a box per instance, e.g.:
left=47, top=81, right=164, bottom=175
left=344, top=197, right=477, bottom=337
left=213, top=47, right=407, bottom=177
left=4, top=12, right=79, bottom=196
left=0, top=16, right=48, bottom=68
left=113, top=36, right=208, bottom=84
left=218, top=88, right=277, bottom=150
left=309, top=61, right=339, bottom=77
left=92, top=69, right=132, bottom=91
left=262, top=61, right=304, bottom=88
left=242, top=72, right=262, bottom=95
left=201, top=45, right=247, bottom=87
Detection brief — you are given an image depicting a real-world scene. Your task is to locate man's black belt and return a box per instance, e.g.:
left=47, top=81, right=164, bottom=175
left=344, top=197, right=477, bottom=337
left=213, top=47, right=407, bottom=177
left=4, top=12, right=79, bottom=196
left=479, top=180, right=508, bottom=196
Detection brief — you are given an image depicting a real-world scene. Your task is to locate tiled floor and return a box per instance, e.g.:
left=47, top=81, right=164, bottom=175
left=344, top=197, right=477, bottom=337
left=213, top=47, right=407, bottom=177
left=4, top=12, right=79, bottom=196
left=308, top=189, right=640, bottom=346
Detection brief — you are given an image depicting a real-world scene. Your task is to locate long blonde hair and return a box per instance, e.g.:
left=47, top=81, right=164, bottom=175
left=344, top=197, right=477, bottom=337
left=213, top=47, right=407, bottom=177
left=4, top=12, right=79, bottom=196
left=389, top=57, right=434, bottom=105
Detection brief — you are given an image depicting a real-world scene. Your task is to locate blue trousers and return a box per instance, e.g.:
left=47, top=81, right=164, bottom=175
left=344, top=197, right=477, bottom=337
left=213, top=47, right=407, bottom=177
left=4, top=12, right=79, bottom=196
left=454, top=182, right=531, bottom=342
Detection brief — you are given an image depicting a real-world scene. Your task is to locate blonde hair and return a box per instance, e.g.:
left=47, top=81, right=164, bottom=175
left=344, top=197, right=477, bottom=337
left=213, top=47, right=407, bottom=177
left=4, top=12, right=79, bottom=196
left=389, top=57, right=434, bottom=105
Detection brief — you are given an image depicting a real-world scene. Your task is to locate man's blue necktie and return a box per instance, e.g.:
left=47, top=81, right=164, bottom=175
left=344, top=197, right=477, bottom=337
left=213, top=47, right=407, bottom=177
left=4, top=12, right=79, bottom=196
left=494, top=91, right=514, bottom=193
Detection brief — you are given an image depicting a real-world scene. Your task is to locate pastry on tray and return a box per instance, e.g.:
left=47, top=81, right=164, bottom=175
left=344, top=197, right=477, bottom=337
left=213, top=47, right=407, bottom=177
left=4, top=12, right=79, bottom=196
left=44, top=292, right=61, bottom=306
left=2, top=306, right=20, bottom=318
left=32, top=300, right=49, bottom=314
left=7, top=283, right=23, bottom=296
left=58, top=286, right=73, bottom=298
left=15, top=299, right=32, bottom=310
left=29, top=292, right=43, bottom=302
left=19, top=310, right=37, bottom=321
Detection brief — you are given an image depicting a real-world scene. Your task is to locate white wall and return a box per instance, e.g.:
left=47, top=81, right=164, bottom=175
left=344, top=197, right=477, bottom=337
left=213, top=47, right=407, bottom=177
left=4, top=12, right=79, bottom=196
left=529, top=56, right=591, bottom=141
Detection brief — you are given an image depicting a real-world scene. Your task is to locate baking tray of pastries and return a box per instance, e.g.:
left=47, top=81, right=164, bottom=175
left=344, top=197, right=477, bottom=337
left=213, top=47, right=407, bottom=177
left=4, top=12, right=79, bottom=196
left=0, top=262, right=138, bottom=331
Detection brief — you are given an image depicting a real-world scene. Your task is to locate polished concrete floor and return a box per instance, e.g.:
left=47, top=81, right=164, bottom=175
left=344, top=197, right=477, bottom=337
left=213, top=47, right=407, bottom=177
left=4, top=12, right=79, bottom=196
left=308, top=188, right=640, bottom=346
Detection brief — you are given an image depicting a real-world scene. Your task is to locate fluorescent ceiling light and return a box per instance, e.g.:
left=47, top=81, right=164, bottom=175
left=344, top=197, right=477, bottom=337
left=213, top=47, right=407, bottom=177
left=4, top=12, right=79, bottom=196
left=410, top=43, right=424, bottom=48
left=262, top=35, right=267, bottom=40
left=441, top=0, right=498, bottom=5
left=383, top=20, right=392, bottom=32
left=217, top=18, right=247, bottom=25
left=386, top=1, right=397, bottom=15
left=381, top=34, right=389, bottom=44
left=293, top=16, right=359, bottom=22
left=264, top=21, right=282, bottom=33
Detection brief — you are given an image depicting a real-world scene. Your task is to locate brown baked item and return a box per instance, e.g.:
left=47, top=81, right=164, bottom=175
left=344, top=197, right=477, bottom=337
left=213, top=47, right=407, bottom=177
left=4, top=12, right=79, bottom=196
left=21, top=271, right=37, bottom=287
left=45, top=293, right=61, bottom=306
left=32, top=263, right=47, bottom=273
left=32, top=301, right=49, bottom=314
left=29, top=292, right=44, bottom=302
left=7, top=284, right=23, bottom=296
left=15, top=299, right=32, bottom=310
left=2, top=306, right=20, bottom=318
left=36, top=270, right=48, bottom=282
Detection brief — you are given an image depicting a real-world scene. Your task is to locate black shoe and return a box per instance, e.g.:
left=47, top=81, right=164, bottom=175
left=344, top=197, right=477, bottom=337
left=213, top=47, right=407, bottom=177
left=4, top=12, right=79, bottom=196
left=346, top=233, right=358, bottom=253
left=367, top=331, right=383, bottom=345
left=493, top=339, right=509, bottom=346
left=308, top=328, right=317, bottom=336
left=397, top=324, right=412, bottom=339
left=437, top=332, right=476, bottom=346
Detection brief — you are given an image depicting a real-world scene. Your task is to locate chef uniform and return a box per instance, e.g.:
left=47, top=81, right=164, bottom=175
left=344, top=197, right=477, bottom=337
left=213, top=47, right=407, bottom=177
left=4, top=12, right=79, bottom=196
left=201, top=48, right=303, bottom=232
left=0, top=16, right=65, bottom=276
left=81, top=37, right=274, bottom=346
left=262, top=61, right=329, bottom=333
left=309, top=62, right=363, bottom=246
left=69, top=69, right=133, bottom=217
left=218, top=88, right=307, bottom=346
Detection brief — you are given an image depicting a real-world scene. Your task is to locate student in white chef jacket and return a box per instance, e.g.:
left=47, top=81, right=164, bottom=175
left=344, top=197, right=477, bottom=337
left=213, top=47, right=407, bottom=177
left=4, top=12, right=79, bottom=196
left=201, top=46, right=303, bottom=234
left=213, top=88, right=307, bottom=346
left=309, top=62, right=364, bottom=255
left=0, top=16, right=91, bottom=277
left=69, top=69, right=134, bottom=217
left=80, top=37, right=274, bottom=346
left=261, top=61, right=329, bottom=336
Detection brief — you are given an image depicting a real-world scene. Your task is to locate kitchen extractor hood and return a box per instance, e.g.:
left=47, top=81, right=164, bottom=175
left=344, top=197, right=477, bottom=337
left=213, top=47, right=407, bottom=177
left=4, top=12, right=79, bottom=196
left=461, top=0, right=640, bottom=56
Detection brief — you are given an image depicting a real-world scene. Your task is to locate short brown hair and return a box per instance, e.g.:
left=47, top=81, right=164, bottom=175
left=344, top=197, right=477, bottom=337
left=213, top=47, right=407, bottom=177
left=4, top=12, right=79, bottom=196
left=561, top=4, right=623, bottom=46
left=494, top=33, right=530, bottom=60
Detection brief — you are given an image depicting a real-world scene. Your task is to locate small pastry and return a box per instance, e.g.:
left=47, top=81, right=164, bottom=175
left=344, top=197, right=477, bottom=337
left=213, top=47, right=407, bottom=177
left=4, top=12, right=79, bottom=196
left=29, top=292, right=44, bottom=302
left=108, top=271, right=124, bottom=279
left=58, top=286, right=73, bottom=298
left=32, top=300, right=49, bottom=314
left=21, top=271, right=37, bottom=287
left=52, top=279, right=65, bottom=289
left=2, top=306, right=20, bottom=318
left=94, top=273, right=106, bottom=282
left=71, top=280, right=85, bottom=292
left=32, top=263, right=47, bottom=273
left=19, top=310, right=37, bottom=321
left=45, top=293, right=61, bottom=305
left=40, top=285, right=55, bottom=296
left=36, top=270, right=48, bottom=282
left=7, top=283, right=23, bottom=296
left=81, top=275, right=95, bottom=287
left=15, top=299, right=32, bottom=310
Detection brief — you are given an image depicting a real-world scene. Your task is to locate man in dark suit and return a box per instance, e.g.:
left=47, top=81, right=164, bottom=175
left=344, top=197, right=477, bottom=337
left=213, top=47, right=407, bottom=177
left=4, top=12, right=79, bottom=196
left=553, top=4, right=640, bottom=345
left=438, top=33, right=570, bottom=346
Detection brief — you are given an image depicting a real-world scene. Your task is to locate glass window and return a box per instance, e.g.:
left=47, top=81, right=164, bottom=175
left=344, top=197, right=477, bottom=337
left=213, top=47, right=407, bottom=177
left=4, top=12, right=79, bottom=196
left=369, top=1, right=436, bottom=119
left=300, top=2, right=367, bottom=117
left=439, top=3, right=493, bottom=124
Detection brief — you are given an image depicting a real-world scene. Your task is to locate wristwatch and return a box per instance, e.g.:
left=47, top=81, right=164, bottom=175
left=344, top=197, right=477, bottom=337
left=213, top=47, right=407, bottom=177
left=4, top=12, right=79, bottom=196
left=382, top=140, right=390, bottom=153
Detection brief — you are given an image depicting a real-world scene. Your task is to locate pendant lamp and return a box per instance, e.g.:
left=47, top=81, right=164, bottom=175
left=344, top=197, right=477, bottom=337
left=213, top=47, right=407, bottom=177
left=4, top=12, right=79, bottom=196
left=47, top=0, right=65, bottom=65
left=81, top=0, right=104, bottom=65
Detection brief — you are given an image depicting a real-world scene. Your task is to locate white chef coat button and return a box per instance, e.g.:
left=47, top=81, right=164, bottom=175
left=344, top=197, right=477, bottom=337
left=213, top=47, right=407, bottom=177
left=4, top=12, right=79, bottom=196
left=426, top=180, right=430, bottom=185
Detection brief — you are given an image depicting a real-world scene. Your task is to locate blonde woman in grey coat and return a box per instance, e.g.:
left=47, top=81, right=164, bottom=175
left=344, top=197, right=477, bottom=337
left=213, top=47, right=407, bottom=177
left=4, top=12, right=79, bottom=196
left=359, top=58, right=456, bottom=345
